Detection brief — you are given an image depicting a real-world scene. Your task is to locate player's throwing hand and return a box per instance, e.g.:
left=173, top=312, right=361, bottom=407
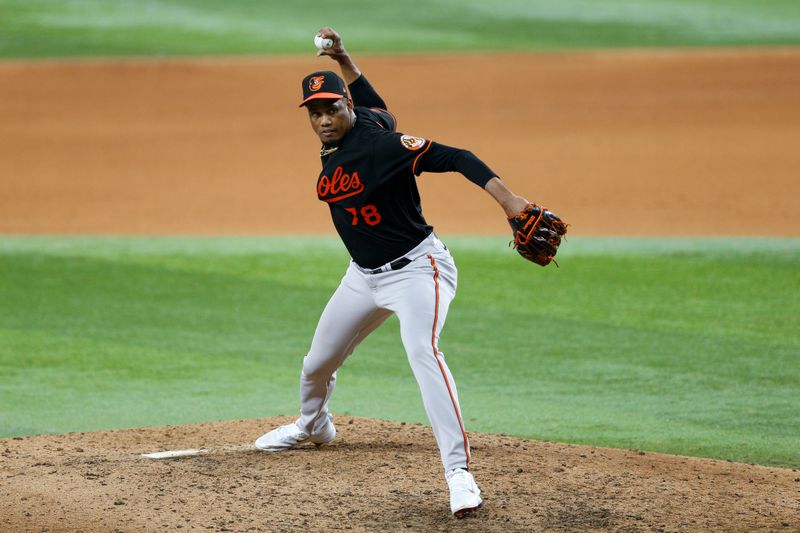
left=315, top=27, right=347, bottom=60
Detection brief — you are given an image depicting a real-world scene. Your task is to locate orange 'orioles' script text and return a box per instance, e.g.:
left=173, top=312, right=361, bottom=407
left=318, top=166, right=365, bottom=202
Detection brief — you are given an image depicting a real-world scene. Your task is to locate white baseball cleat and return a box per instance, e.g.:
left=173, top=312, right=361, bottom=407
left=254, top=414, right=336, bottom=452
left=446, top=468, right=483, bottom=517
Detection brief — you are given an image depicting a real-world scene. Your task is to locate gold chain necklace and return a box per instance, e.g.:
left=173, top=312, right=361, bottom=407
left=320, top=146, right=339, bottom=157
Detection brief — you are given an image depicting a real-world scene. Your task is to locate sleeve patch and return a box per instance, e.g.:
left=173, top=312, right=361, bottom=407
left=400, top=135, right=426, bottom=151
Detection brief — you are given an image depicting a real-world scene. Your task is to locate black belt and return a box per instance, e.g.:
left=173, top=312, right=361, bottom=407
left=365, top=256, right=412, bottom=275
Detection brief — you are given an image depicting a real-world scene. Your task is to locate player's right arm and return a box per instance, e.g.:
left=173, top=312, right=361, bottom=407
left=315, top=27, right=360, bottom=84
left=316, top=27, right=390, bottom=112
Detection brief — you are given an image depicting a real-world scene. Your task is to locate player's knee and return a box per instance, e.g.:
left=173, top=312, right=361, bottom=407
left=403, top=343, right=444, bottom=365
left=301, top=356, right=336, bottom=381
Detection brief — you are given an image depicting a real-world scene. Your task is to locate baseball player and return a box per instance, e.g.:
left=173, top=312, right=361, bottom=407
left=255, top=27, right=532, bottom=518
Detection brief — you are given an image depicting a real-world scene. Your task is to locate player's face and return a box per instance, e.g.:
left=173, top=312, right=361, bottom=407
left=306, top=97, right=353, bottom=145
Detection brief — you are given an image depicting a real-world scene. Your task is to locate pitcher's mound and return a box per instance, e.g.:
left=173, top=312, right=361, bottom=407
left=1, top=417, right=797, bottom=532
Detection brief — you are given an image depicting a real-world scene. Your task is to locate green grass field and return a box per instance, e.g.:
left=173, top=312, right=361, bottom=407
left=1, top=237, right=797, bottom=467
left=1, top=0, right=799, bottom=59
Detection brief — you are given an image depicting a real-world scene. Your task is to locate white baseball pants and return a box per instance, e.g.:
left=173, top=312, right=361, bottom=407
left=296, top=233, right=471, bottom=472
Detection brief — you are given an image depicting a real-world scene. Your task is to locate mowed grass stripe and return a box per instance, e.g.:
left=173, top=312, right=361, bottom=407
left=1, top=0, right=799, bottom=59
left=0, top=237, right=797, bottom=467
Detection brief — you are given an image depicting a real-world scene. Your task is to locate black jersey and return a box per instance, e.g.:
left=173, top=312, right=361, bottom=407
left=316, top=76, right=497, bottom=269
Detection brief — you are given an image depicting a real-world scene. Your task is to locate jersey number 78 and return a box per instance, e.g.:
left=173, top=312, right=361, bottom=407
left=344, top=205, right=382, bottom=226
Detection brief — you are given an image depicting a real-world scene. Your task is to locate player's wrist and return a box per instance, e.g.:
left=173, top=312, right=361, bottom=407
left=500, top=194, right=529, bottom=217
left=485, top=178, right=527, bottom=216
left=336, top=54, right=357, bottom=69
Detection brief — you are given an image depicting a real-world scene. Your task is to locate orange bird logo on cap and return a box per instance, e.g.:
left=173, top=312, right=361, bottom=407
left=309, top=76, right=325, bottom=92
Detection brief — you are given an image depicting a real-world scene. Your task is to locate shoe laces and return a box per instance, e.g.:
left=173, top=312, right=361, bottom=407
left=279, top=423, right=308, bottom=441
left=446, top=468, right=474, bottom=490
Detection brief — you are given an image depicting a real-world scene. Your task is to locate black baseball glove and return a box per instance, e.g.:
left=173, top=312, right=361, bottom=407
left=508, top=203, right=568, bottom=266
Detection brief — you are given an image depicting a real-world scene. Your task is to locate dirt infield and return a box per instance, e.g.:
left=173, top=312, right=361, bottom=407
left=1, top=48, right=799, bottom=235
left=2, top=49, right=800, bottom=531
left=2, top=417, right=798, bottom=532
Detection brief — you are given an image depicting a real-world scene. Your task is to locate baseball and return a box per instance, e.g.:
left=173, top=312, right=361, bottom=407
left=314, top=34, right=334, bottom=50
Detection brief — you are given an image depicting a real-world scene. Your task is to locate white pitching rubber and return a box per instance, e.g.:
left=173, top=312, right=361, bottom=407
left=141, top=448, right=207, bottom=459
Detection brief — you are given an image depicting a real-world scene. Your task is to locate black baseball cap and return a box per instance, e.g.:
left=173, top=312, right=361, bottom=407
left=299, top=71, right=348, bottom=107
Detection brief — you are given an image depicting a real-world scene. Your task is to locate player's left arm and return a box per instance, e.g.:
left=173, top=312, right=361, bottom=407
left=414, top=142, right=528, bottom=216
left=418, top=142, right=567, bottom=266
left=484, top=177, right=529, bottom=217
